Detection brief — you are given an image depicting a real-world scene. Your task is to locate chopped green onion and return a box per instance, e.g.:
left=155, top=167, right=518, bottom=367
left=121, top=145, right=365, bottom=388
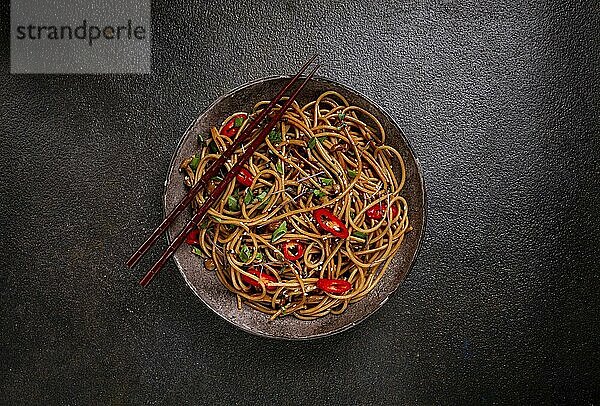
left=254, top=190, right=268, bottom=210
left=255, top=252, right=263, bottom=262
left=347, top=169, right=357, bottom=178
left=254, top=190, right=268, bottom=203
left=227, top=195, right=239, bottom=211
left=244, top=189, right=253, bottom=205
left=320, top=178, right=334, bottom=186
left=271, top=221, right=287, bottom=242
left=191, top=247, right=204, bottom=257
left=189, top=155, right=201, bottom=171
left=210, top=215, right=222, bottom=223
left=234, top=117, right=244, bottom=127
left=208, top=140, right=219, bottom=154
left=269, top=130, right=282, bottom=144
left=352, top=231, right=368, bottom=240
left=276, top=160, right=284, bottom=175
left=313, top=189, right=326, bottom=198
left=238, top=244, right=251, bottom=263
left=338, top=112, right=346, bottom=121
left=308, top=136, right=327, bottom=149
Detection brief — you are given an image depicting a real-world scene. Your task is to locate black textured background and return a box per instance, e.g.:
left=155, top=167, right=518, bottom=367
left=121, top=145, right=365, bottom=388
left=1, top=0, right=599, bottom=404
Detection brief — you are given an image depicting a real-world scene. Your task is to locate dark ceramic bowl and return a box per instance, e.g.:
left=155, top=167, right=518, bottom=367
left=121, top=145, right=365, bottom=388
left=164, top=76, right=425, bottom=340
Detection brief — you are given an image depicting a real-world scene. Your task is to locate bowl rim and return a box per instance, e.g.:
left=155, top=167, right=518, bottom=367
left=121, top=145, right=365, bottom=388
left=163, top=75, right=427, bottom=340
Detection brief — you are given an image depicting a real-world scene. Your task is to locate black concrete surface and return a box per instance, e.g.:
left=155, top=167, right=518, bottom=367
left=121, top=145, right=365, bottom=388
left=1, top=0, right=599, bottom=404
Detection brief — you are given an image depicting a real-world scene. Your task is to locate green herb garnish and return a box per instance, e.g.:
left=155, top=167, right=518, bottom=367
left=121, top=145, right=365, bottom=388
left=308, top=136, right=327, bottom=149
left=347, top=169, right=357, bottom=178
left=254, top=190, right=268, bottom=210
left=255, top=252, right=263, bottom=262
left=227, top=195, right=239, bottom=211
left=352, top=231, right=368, bottom=240
left=313, top=189, right=326, bottom=198
left=238, top=244, right=251, bottom=263
left=244, top=189, right=253, bottom=205
left=208, top=140, right=219, bottom=154
left=189, top=155, right=201, bottom=171
left=252, top=190, right=267, bottom=203
left=271, top=221, right=287, bottom=242
left=276, top=160, right=284, bottom=175
left=255, top=190, right=267, bottom=203
left=234, top=116, right=244, bottom=128
left=191, top=246, right=204, bottom=257
left=269, top=130, right=282, bottom=144
left=320, top=178, right=334, bottom=186
left=337, top=112, right=346, bottom=121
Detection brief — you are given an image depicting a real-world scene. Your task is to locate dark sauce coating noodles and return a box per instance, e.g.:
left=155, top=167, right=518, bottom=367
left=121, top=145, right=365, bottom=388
left=180, top=91, right=411, bottom=320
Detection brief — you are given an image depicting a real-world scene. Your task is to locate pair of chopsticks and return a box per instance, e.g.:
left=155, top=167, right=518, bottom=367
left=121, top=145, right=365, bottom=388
left=127, top=55, right=320, bottom=287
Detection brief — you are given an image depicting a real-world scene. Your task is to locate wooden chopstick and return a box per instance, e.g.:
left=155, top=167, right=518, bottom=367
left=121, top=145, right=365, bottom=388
left=126, top=55, right=318, bottom=270
left=138, top=64, right=319, bottom=287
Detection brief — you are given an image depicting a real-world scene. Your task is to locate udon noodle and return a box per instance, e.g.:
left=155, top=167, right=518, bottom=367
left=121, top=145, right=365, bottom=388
left=180, top=91, right=411, bottom=320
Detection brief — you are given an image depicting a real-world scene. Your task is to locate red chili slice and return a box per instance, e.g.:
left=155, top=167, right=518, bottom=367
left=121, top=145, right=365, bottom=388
left=282, top=241, right=305, bottom=261
left=185, top=228, right=200, bottom=246
left=366, top=203, right=399, bottom=220
left=220, top=113, right=247, bottom=137
left=236, top=168, right=254, bottom=187
left=241, top=267, right=277, bottom=291
left=312, top=208, right=349, bottom=239
left=317, top=278, right=352, bottom=294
